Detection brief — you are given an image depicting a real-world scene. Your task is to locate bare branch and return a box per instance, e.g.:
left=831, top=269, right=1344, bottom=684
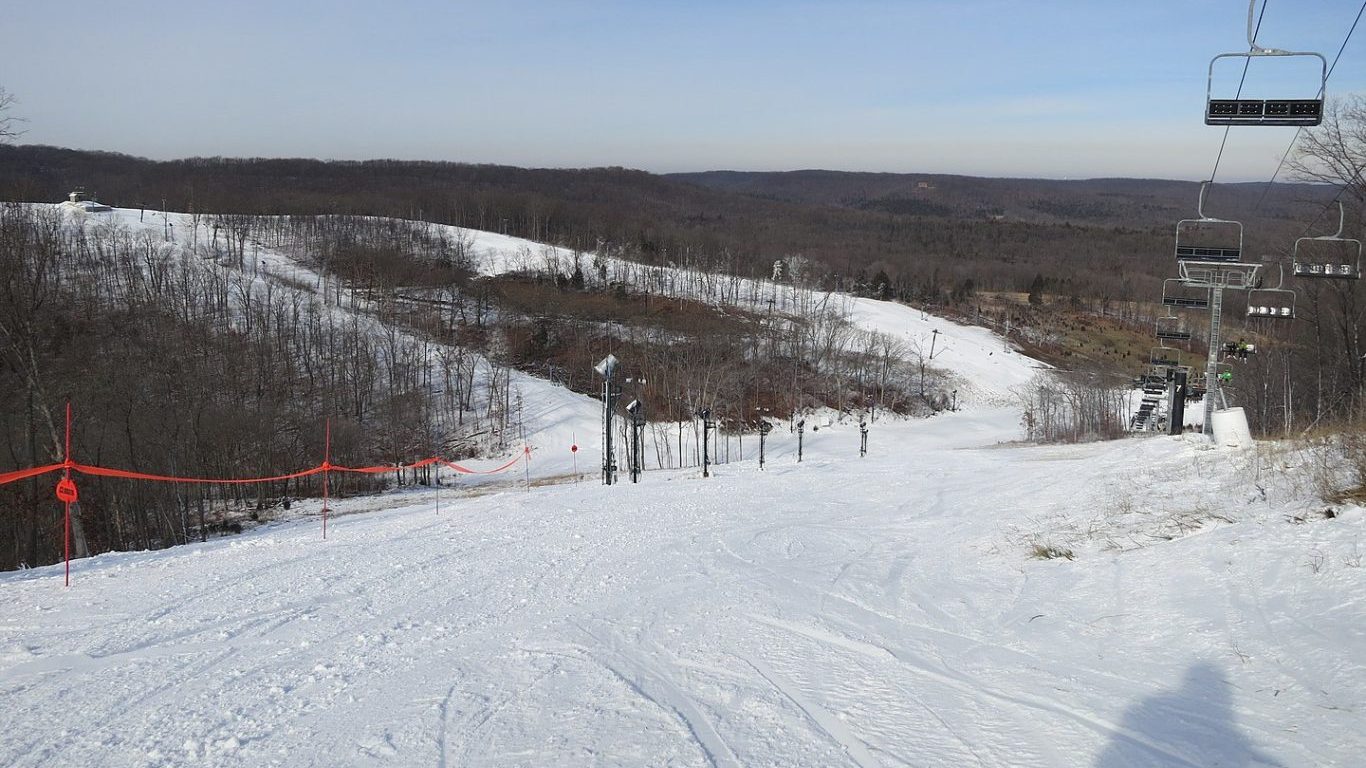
left=1288, top=95, right=1366, bottom=205
left=0, top=86, right=26, bottom=143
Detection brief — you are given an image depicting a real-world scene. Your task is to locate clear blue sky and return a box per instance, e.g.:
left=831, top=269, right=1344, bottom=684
left=3, top=0, right=1363, bottom=180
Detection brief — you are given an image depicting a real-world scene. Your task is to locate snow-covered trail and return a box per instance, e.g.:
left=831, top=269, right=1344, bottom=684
left=2, top=407, right=1360, bottom=767
left=8, top=205, right=1360, bottom=765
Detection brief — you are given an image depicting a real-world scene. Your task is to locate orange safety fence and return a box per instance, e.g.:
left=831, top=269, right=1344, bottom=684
left=0, top=405, right=532, bottom=586
left=0, top=463, right=66, bottom=486
left=0, top=454, right=529, bottom=486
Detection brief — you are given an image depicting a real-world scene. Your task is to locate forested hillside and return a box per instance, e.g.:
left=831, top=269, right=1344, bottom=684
left=0, top=203, right=951, bottom=570
left=0, top=146, right=1335, bottom=307
left=3, top=143, right=1366, bottom=571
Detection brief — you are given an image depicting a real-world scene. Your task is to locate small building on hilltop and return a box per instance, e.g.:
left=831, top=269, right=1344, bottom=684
left=61, top=188, right=112, bottom=213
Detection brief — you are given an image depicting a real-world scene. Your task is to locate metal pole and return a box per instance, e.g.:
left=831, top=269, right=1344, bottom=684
left=1204, top=285, right=1223, bottom=436
left=630, top=416, right=638, bottom=483
left=626, top=400, right=643, bottom=483
left=797, top=419, right=805, bottom=463
left=759, top=424, right=768, bottom=469
left=635, top=417, right=644, bottom=481
left=603, top=380, right=614, bottom=485
left=701, top=408, right=711, bottom=478
left=860, top=420, right=868, bottom=457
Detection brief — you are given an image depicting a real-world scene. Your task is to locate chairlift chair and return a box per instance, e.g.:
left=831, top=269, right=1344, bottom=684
left=1292, top=203, right=1362, bottom=280
left=1186, top=376, right=1207, bottom=401
left=1176, top=183, right=1243, bottom=262
left=1162, top=278, right=1210, bottom=310
left=1150, top=346, right=1182, bottom=368
left=1246, top=288, right=1295, bottom=319
left=1205, top=1, right=1326, bottom=126
left=1245, top=263, right=1296, bottom=319
left=1155, top=314, right=1192, bottom=342
left=1140, top=364, right=1172, bottom=395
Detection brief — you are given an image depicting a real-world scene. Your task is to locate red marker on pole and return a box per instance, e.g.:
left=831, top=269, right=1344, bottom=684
left=61, top=402, right=73, bottom=587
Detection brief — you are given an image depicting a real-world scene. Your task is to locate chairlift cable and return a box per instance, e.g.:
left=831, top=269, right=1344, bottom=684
left=1252, top=0, right=1366, bottom=216
left=1208, top=0, right=1270, bottom=185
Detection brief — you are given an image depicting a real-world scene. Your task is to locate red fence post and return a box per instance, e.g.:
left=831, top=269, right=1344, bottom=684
left=322, top=418, right=331, bottom=540
left=63, top=402, right=72, bottom=587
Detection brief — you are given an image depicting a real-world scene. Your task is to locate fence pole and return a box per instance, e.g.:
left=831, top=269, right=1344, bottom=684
left=322, top=418, right=331, bottom=539
left=64, top=402, right=72, bottom=587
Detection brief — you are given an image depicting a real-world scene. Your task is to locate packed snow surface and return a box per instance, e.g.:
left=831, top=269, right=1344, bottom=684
left=3, top=412, right=1362, bottom=767
left=2, top=207, right=1363, bottom=766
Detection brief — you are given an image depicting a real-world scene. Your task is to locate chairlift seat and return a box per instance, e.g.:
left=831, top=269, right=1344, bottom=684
left=1162, top=296, right=1210, bottom=310
left=1176, top=214, right=1243, bottom=264
left=1292, top=207, right=1362, bottom=280
left=1206, top=99, right=1322, bottom=126
left=1247, top=304, right=1294, bottom=318
left=1176, top=244, right=1242, bottom=261
left=1292, top=262, right=1361, bottom=280
left=1246, top=285, right=1296, bottom=319
left=1156, top=314, right=1193, bottom=342
left=1205, top=50, right=1327, bottom=127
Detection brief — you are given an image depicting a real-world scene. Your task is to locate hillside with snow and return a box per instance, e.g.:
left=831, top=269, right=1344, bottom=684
left=1, top=206, right=1363, bottom=767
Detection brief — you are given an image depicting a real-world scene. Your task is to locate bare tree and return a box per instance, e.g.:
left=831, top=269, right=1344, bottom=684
left=0, top=87, right=24, bottom=143
left=1287, top=95, right=1366, bottom=205
left=1287, top=95, right=1366, bottom=422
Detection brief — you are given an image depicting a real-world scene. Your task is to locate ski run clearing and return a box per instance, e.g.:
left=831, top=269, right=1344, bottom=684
left=1, top=206, right=1364, bottom=767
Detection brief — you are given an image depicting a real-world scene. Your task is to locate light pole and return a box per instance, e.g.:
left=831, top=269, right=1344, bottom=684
left=626, top=376, right=647, bottom=482
left=626, top=398, right=644, bottom=483
left=920, top=328, right=943, bottom=398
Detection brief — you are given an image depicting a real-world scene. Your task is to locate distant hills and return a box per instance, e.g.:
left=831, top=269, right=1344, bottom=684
left=0, top=145, right=1341, bottom=302
left=669, top=170, right=1336, bottom=231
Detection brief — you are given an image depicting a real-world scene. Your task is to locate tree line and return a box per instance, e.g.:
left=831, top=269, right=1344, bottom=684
left=0, top=206, right=520, bottom=571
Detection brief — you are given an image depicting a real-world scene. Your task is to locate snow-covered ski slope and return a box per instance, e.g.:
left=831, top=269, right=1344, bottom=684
left=2, top=207, right=1362, bottom=767
left=458, top=223, right=1041, bottom=408
left=50, top=205, right=1042, bottom=480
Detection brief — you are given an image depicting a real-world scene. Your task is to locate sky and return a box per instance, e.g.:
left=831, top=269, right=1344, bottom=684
left=2, top=0, right=1364, bottom=181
